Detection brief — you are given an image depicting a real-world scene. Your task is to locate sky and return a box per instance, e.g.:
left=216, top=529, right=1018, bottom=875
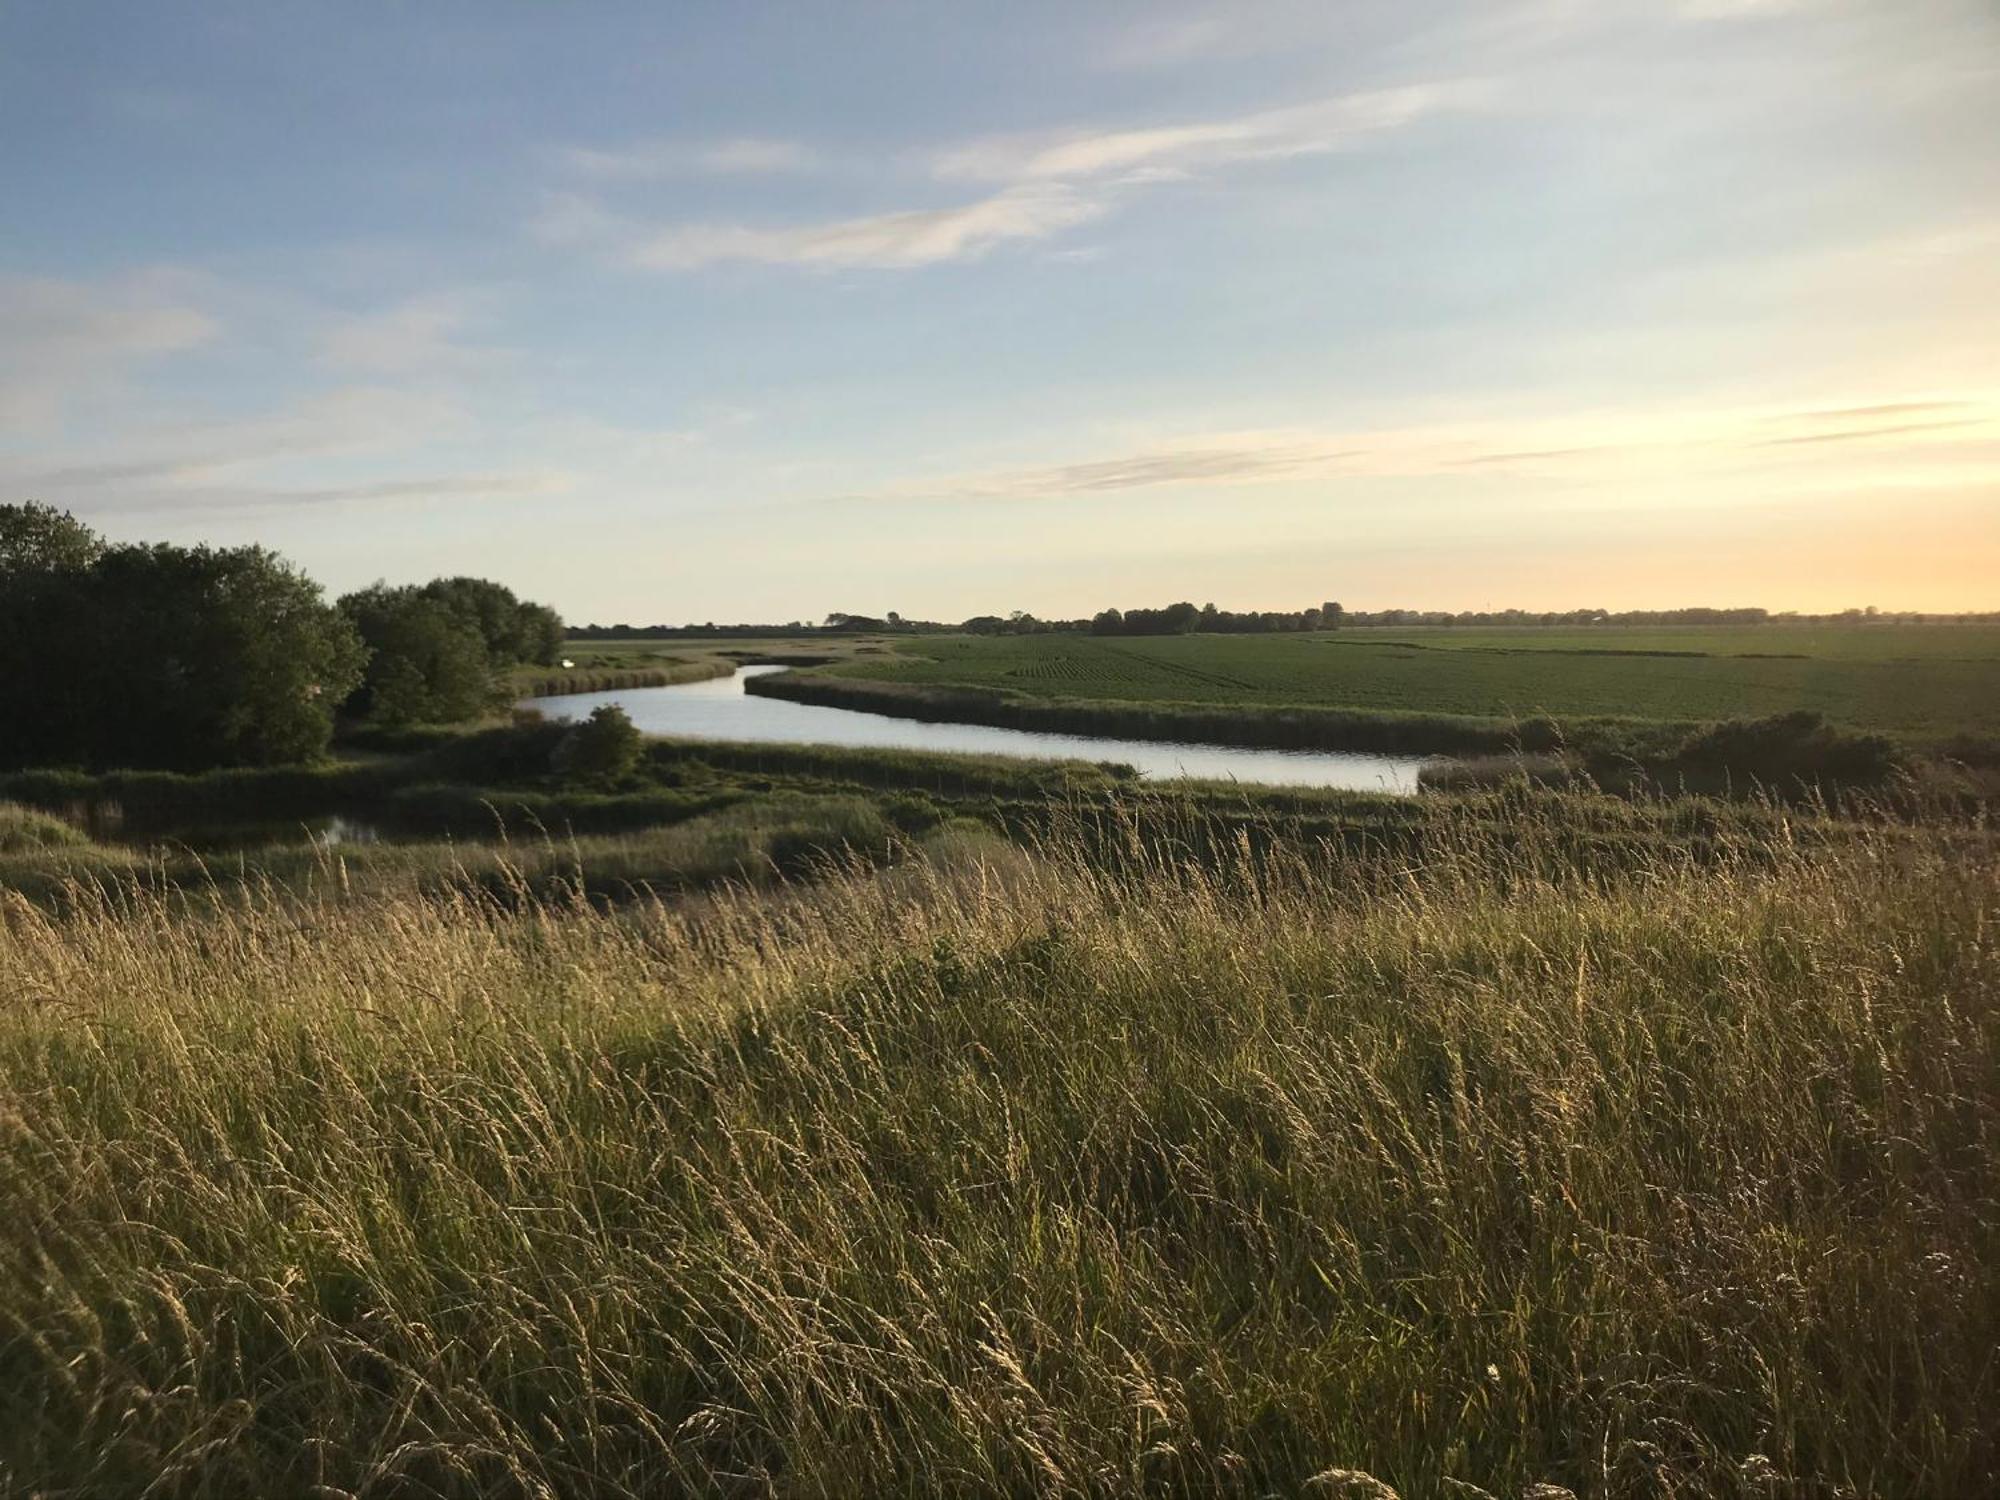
left=2, top=0, right=1997, bottom=623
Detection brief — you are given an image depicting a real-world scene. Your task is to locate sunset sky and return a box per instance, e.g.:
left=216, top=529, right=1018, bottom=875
left=3, top=0, right=1996, bottom=621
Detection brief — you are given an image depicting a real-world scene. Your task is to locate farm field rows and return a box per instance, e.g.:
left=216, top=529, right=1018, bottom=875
left=824, top=626, right=2000, bottom=742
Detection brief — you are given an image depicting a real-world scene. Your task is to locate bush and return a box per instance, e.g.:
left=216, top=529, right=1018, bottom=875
left=1667, top=709, right=1903, bottom=786
left=551, top=705, right=644, bottom=786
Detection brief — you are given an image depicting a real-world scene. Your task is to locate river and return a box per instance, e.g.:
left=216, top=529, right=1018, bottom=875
left=522, top=666, right=1429, bottom=792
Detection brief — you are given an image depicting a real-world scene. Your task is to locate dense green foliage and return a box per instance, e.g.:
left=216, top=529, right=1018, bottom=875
left=812, top=625, right=2000, bottom=745
left=551, top=703, right=645, bottom=785
left=338, top=584, right=495, bottom=725
left=340, top=576, right=567, bottom=726
left=417, top=575, right=565, bottom=667
left=0, top=803, right=1992, bottom=1496
left=0, top=505, right=365, bottom=770
left=1, top=504, right=574, bottom=762
left=0, top=500, right=103, bottom=578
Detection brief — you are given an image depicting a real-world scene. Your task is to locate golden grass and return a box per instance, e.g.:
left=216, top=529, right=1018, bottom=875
left=0, top=802, right=1993, bottom=1496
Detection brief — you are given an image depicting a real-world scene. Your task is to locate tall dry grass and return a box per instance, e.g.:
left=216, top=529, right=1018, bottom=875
left=0, top=802, right=1993, bottom=1497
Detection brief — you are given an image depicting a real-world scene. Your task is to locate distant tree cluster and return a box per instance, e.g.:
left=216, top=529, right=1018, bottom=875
left=1092, top=602, right=1336, bottom=636
left=570, top=620, right=816, bottom=640
left=576, top=599, right=1997, bottom=641
left=338, top=577, right=562, bottom=726
left=0, top=504, right=568, bottom=770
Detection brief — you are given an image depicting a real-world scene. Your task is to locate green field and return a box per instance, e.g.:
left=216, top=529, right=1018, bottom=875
left=822, top=626, right=2000, bottom=743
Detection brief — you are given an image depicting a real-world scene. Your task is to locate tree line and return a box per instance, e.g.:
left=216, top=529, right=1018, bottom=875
left=578, top=601, right=1995, bottom=640
left=0, top=504, right=564, bottom=771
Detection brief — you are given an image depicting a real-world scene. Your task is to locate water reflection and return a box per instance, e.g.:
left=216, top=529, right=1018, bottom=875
left=525, top=666, right=1428, bottom=793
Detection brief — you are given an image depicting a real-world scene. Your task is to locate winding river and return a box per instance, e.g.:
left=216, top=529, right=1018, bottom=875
left=523, top=666, right=1429, bottom=793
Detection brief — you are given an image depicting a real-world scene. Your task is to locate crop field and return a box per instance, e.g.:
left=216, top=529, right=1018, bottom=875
left=828, top=625, right=2000, bottom=743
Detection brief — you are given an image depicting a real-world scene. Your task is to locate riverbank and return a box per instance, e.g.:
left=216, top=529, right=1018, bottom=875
left=746, top=669, right=1566, bottom=753
left=527, top=667, right=1431, bottom=791
left=741, top=668, right=1945, bottom=798
left=508, top=658, right=735, bottom=698
left=1, top=704, right=1898, bottom=910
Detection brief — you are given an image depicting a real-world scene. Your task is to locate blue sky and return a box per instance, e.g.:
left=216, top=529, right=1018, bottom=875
left=3, top=0, right=1996, bottom=621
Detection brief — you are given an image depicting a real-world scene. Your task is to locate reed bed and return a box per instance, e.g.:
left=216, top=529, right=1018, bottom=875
left=0, top=801, right=1993, bottom=1497
left=512, top=660, right=735, bottom=699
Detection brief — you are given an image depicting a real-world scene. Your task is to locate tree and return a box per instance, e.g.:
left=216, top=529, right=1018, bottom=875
left=0, top=502, right=103, bottom=581
left=417, top=576, right=566, bottom=666
left=551, top=704, right=644, bottom=785
left=72, top=543, right=364, bottom=768
left=339, top=585, right=493, bottom=726
left=0, top=505, right=106, bottom=766
left=1322, top=601, right=1344, bottom=629
left=515, top=602, right=564, bottom=666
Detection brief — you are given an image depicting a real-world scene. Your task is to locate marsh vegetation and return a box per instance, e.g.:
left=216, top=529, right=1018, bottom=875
left=0, top=794, right=1993, bottom=1496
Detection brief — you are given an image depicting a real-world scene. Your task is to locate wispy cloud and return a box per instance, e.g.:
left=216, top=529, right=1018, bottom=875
left=559, top=136, right=816, bottom=179
left=318, top=293, right=503, bottom=375
left=627, top=186, right=1101, bottom=271
left=6, top=386, right=474, bottom=498
left=553, top=82, right=1476, bottom=273
left=1754, top=419, right=1986, bottom=448
left=1095, top=5, right=1372, bottom=71
left=931, top=84, right=1478, bottom=184
left=0, top=271, right=216, bottom=428
left=32, top=469, right=572, bottom=519
left=952, top=439, right=1360, bottom=497
left=119, top=471, right=573, bottom=516
left=1100, top=15, right=1242, bottom=69
left=846, top=391, right=2000, bottom=502
left=1768, top=400, right=1970, bottom=425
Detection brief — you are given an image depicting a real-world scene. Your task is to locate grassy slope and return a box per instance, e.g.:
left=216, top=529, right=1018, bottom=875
left=819, top=626, right=2000, bottom=743
left=0, top=808, right=1994, bottom=1497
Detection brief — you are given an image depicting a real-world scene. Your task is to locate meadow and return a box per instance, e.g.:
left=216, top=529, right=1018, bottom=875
left=813, top=626, right=2000, bottom=747
left=0, top=792, right=1993, bottom=1497
left=3, top=634, right=1994, bottom=1496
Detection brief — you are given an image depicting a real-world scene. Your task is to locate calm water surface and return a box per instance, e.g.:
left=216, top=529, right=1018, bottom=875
left=524, top=666, right=1429, bottom=793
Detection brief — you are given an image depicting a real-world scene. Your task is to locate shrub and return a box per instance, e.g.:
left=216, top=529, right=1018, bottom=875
left=551, top=705, right=644, bottom=786
left=1668, top=709, right=1903, bottom=786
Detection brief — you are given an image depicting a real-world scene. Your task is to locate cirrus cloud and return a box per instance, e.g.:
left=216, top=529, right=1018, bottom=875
left=0, top=270, right=217, bottom=429
left=930, top=82, right=1481, bottom=185
left=552, top=79, right=1479, bottom=274
left=559, top=136, right=817, bottom=179
left=627, top=185, right=1101, bottom=271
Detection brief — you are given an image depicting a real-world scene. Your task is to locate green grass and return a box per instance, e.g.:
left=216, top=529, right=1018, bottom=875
left=506, top=655, right=734, bottom=698
left=0, top=799, right=1992, bottom=1496
left=823, top=626, right=2000, bottom=744
left=0, top=801, right=88, bottom=853
left=0, top=793, right=966, bottom=907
